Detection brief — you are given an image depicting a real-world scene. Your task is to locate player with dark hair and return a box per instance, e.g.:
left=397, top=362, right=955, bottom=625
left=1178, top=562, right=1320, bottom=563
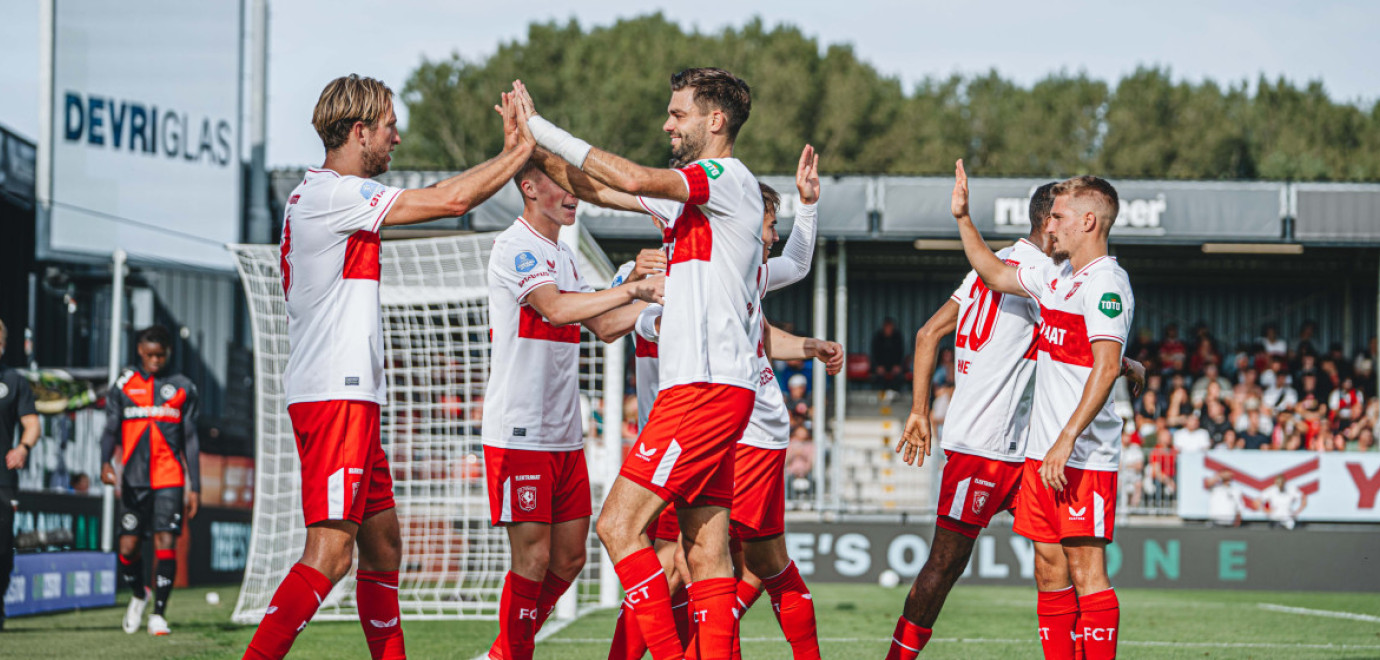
left=245, top=74, right=534, bottom=659
left=950, top=164, right=1135, bottom=660
left=512, top=67, right=764, bottom=657
left=100, top=324, right=200, bottom=637
left=0, top=318, right=41, bottom=632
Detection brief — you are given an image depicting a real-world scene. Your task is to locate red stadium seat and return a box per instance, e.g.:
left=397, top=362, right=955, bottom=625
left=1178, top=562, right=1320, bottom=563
left=847, top=353, right=871, bottom=382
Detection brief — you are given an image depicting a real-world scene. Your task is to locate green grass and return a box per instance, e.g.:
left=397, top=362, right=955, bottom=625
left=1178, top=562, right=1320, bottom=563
left=5, top=583, right=1379, bottom=659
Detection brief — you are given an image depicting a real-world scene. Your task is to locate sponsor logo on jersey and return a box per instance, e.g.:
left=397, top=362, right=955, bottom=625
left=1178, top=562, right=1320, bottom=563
left=123, top=405, right=182, bottom=421
left=266, top=606, right=279, bottom=614
left=972, top=491, right=989, bottom=514
left=122, top=513, right=138, bottom=530
left=515, top=474, right=540, bottom=481
left=160, top=384, right=178, bottom=400
left=517, top=485, right=538, bottom=512
left=1040, top=324, right=1067, bottom=346
left=1063, top=281, right=1082, bottom=301
left=288, top=194, right=300, bottom=205
left=1050, top=278, right=1058, bottom=292
left=0, top=382, right=8, bottom=399
left=637, top=443, right=658, bottom=460
left=1098, top=293, right=1123, bottom=318
left=345, top=376, right=360, bottom=386
left=546, top=259, right=557, bottom=270
left=513, top=427, right=527, bottom=437
left=157, top=575, right=173, bottom=588
left=359, top=181, right=383, bottom=201
left=515, top=251, right=538, bottom=273
left=1082, top=626, right=1116, bottom=642
left=1068, top=506, right=1087, bottom=520
left=700, top=160, right=724, bottom=179
left=975, top=478, right=997, bottom=487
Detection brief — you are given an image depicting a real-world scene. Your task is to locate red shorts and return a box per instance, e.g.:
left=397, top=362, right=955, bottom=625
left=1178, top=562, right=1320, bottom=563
left=730, top=445, right=786, bottom=540
left=288, top=400, right=395, bottom=526
left=935, top=451, right=1023, bottom=537
left=649, top=503, right=680, bottom=543
left=1013, top=459, right=1117, bottom=543
left=621, top=383, right=755, bottom=508
left=483, top=446, right=592, bottom=526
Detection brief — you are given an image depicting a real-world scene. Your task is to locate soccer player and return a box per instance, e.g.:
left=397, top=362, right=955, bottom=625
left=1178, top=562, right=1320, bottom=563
left=0, top=318, right=40, bottom=632
left=482, top=163, right=664, bottom=660
left=244, top=74, right=535, bottom=660
left=885, top=183, right=1059, bottom=658
left=949, top=161, right=1134, bottom=660
left=97, top=325, right=200, bottom=636
left=513, top=68, right=763, bottom=658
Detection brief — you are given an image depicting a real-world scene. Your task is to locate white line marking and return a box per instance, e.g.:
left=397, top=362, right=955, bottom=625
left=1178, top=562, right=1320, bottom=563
left=542, top=636, right=1380, bottom=650
left=1258, top=603, right=1380, bottom=623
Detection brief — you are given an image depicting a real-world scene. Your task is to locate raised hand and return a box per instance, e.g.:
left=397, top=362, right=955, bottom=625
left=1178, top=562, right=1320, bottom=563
left=511, top=80, right=538, bottom=119
left=796, top=144, right=820, bottom=204
left=495, top=92, right=520, bottom=152
left=951, top=158, right=970, bottom=220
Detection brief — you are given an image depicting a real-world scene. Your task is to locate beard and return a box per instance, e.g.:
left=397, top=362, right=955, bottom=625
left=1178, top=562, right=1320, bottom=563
left=362, top=144, right=391, bottom=178
left=1053, top=249, right=1070, bottom=265
left=668, top=128, right=707, bottom=168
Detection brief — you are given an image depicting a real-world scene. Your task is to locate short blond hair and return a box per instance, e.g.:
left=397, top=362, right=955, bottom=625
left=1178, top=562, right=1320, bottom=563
left=1052, top=175, right=1120, bottom=229
left=312, top=74, right=394, bottom=152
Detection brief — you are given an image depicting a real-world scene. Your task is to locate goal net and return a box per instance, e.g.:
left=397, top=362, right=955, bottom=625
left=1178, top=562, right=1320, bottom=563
left=228, top=230, right=622, bottom=622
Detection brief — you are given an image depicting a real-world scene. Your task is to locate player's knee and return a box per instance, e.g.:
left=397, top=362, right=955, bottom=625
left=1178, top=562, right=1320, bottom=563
left=594, top=513, right=623, bottom=550
left=153, top=532, right=176, bottom=550
left=551, top=544, right=587, bottom=577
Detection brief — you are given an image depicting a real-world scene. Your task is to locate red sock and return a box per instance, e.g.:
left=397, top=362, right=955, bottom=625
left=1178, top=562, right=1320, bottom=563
left=670, top=586, right=691, bottom=647
left=243, top=563, right=333, bottom=660
left=1037, top=587, right=1079, bottom=660
left=686, top=578, right=738, bottom=660
left=534, top=570, right=573, bottom=632
left=614, top=548, right=684, bottom=660
left=1076, top=589, right=1120, bottom=660
left=356, top=570, right=406, bottom=660
left=762, top=562, right=820, bottom=660
left=608, top=599, right=648, bottom=660
left=731, top=580, right=762, bottom=660
left=885, top=616, right=932, bottom=660
left=491, top=572, right=541, bottom=660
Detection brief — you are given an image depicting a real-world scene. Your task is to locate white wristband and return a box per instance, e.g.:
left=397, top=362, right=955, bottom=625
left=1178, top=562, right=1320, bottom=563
left=635, top=303, right=664, bottom=343
left=527, top=116, right=592, bottom=168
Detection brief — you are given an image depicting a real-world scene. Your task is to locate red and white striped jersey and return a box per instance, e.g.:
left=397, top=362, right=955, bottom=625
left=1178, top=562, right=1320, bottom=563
left=280, top=168, right=402, bottom=405
left=637, top=158, right=764, bottom=393
left=482, top=218, right=595, bottom=451
left=1016, top=255, right=1135, bottom=471
left=940, top=239, right=1047, bottom=462
left=740, top=263, right=789, bottom=450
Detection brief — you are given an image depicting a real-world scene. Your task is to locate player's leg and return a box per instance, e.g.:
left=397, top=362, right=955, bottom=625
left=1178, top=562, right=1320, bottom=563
left=0, top=492, right=15, bottom=630
left=745, top=534, right=820, bottom=660
left=145, top=486, right=186, bottom=635
left=595, top=476, right=681, bottom=659
left=357, top=508, right=405, bottom=660
left=888, top=526, right=976, bottom=659
left=1015, top=459, right=1079, bottom=660
left=534, top=449, right=593, bottom=633
left=1064, top=539, right=1116, bottom=660
left=609, top=533, right=684, bottom=660
left=118, top=488, right=150, bottom=633
left=678, top=504, right=736, bottom=660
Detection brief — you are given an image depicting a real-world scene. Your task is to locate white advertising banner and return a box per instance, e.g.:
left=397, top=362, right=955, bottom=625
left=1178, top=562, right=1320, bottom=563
left=46, top=0, right=242, bottom=270
left=1178, top=450, right=1380, bottom=522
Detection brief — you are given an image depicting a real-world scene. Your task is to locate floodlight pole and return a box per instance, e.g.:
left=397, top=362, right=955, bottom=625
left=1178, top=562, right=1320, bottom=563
left=101, top=248, right=127, bottom=553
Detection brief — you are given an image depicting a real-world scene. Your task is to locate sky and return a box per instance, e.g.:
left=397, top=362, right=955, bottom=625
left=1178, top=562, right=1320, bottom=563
left=2, top=0, right=1377, bottom=167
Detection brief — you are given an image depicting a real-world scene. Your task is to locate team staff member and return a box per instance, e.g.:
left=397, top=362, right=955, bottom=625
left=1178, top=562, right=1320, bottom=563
left=0, top=318, right=40, bottom=632
left=100, top=325, right=201, bottom=637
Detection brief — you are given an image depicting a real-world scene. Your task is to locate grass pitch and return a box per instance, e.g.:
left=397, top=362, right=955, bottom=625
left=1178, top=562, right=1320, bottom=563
left=4, top=583, right=1379, bottom=659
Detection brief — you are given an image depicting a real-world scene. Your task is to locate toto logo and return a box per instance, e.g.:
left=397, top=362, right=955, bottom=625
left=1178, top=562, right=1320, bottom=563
left=994, top=188, right=1167, bottom=235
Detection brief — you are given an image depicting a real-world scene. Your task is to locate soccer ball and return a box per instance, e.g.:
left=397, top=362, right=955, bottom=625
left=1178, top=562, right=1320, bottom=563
left=878, top=569, right=900, bottom=588
left=206, top=591, right=221, bottom=605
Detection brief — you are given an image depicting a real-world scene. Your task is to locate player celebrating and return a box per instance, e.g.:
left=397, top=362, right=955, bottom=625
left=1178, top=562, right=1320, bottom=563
left=482, top=163, right=663, bottom=660
left=885, top=183, right=1058, bottom=658
left=513, top=67, right=764, bottom=658
left=244, top=74, right=535, bottom=660
left=949, top=162, right=1134, bottom=660
left=99, top=325, right=201, bottom=637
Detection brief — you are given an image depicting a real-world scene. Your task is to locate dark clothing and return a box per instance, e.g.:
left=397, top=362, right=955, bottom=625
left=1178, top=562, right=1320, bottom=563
left=118, top=485, right=185, bottom=537
left=1241, top=432, right=1271, bottom=450
left=871, top=330, right=906, bottom=370
left=0, top=366, right=38, bottom=490
left=1, top=488, right=14, bottom=622
left=1202, top=415, right=1232, bottom=445
left=99, top=368, right=201, bottom=492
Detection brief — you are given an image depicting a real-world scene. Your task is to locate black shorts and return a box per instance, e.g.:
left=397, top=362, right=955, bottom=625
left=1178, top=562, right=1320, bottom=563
left=118, top=486, right=184, bottom=537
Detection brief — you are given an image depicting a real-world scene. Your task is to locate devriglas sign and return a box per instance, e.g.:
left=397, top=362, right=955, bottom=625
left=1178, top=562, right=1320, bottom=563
left=44, top=0, right=242, bottom=270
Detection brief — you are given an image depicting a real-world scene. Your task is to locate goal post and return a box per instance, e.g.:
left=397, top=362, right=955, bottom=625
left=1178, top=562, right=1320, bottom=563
left=227, top=231, right=622, bottom=623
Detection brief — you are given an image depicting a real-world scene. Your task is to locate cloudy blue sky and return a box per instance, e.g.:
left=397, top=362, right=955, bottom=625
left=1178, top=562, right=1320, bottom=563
left=2, top=0, right=1375, bottom=167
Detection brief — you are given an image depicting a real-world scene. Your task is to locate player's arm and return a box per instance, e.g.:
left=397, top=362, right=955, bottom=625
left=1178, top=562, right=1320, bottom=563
left=951, top=159, right=1025, bottom=297
left=5, top=379, right=39, bottom=470
left=181, top=384, right=202, bottom=520
left=766, top=146, right=821, bottom=292
left=98, top=382, right=125, bottom=485
left=765, top=324, right=843, bottom=375
left=530, top=148, right=646, bottom=213
left=384, top=91, right=535, bottom=226
left=1039, top=340, right=1123, bottom=490
left=635, top=304, right=664, bottom=343
left=582, top=301, right=650, bottom=344
left=526, top=276, right=664, bottom=328
left=898, top=299, right=960, bottom=467
left=512, top=81, right=692, bottom=203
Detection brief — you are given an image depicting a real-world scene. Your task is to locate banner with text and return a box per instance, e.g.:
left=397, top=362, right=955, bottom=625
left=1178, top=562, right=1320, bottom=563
left=1177, top=451, right=1380, bottom=522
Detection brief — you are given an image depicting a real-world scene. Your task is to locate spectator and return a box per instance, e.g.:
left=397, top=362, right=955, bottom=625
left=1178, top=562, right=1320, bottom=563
left=1128, top=328, right=1157, bottom=365
left=1234, top=401, right=1273, bottom=436
left=1120, top=425, right=1146, bottom=509
left=1282, top=430, right=1303, bottom=451
left=70, top=473, right=91, bottom=494
left=1260, top=325, right=1287, bottom=357
left=1191, top=363, right=1232, bottom=402
left=1204, top=471, right=1244, bottom=527
left=1147, top=430, right=1178, bottom=501
left=1234, top=368, right=1262, bottom=401
left=1135, top=390, right=1167, bottom=423
left=1188, top=338, right=1221, bottom=375
left=871, top=317, right=906, bottom=391
left=1318, top=358, right=1342, bottom=397
left=1262, top=474, right=1307, bottom=529
left=1261, top=362, right=1298, bottom=411
left=932, top=348, right=956, bottom=388
left=1295, top=321, right=1319, bottom=359
left=1201, top=400, right=1232, bottom=446
left=1357, top=428, right=1377, bottom=452
left=785, top=374, right=811, bottom=421
left=1298, top=373, right=1323, bottom=403
left=785, top=426, right=815, bottom=479
left=1240, top=414, right=1271, bottom=450
left=1328, top=377, right=1363, bottom=431
left=1221, top=428, right=1241, bottom=449
left=1173, top=414, right=1211, bottom=453
left=1158, top=324, right=1187, bottom=373
left=1165, top=383, right=1194, bottom=428
left=1272, top=409, right=1298, bottom=449
left=776, top=358, right=811, bottom=395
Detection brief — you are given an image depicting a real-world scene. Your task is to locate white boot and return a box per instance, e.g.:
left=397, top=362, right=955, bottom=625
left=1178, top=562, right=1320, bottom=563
left=122, top=589, right=149, bottom=634
left=147, top=613, right=171, bottom=636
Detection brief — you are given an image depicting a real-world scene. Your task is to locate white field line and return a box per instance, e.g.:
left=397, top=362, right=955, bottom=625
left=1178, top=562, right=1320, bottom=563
left=541, top=636, right=1380, bottom=651
left=1258, top=603, right=1380, bottom=623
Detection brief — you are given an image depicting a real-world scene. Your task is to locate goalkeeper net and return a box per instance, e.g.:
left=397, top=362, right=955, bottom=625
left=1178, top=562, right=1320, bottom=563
left=228, top=230, right=621, bottom=622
